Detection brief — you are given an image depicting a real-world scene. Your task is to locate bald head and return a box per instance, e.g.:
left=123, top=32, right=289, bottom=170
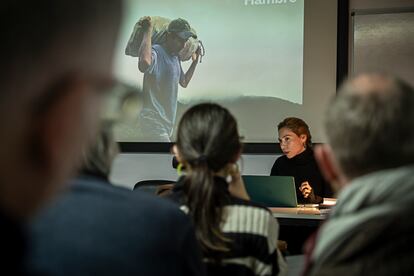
left=341, top=73, right=407, bottom=97
left=324, top=73, right=414, bottom=179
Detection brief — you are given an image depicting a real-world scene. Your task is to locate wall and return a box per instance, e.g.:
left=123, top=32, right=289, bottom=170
left=348, top=0, right=414, bottom=71
left=350, top=0, right=414, bottom=9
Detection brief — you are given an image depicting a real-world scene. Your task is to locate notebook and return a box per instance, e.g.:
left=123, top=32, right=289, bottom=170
left=242, top=175, right=298, bottom=207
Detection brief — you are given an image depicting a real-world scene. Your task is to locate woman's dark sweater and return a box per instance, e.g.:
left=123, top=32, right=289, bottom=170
left=270, top=148, right=332, bottom=204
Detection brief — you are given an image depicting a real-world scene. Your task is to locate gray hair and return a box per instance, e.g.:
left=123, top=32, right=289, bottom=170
left=325, top=73, right=414, bottom=178
left=80, top=123, right=119, bottom=179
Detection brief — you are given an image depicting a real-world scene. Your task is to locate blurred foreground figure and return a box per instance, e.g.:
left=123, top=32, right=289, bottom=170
left=0, top=0, right=122, bottom=273
left=306, top=73, right=414, bottom=276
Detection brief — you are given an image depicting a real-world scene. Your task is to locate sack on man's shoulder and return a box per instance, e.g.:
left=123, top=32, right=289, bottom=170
left=125, top=16, right=200, bottom=62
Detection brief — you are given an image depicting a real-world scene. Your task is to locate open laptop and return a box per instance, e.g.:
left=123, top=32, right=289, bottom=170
left=242, top=175, right=298, bottom=207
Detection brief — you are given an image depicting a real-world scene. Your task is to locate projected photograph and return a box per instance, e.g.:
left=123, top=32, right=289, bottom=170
left=113, top=0, right=305, bottom=142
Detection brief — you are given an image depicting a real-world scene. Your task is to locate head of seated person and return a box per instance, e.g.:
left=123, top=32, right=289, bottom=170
left=79, top=122, right=119, bottom=181
left=317, top=73, right=414, bottom=190
left=277, top=117, right=312, bottom=159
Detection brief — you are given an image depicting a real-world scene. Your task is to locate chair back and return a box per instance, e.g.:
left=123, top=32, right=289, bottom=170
left=133, top=180, right=176, bottom=196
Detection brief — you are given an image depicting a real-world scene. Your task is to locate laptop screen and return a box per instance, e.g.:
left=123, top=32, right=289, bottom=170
left=243, top=175, right=298, bottom=207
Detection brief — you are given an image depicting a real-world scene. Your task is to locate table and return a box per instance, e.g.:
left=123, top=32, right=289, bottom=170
left=271, top=207, right=326, bottom=226
left=270, top=207, right=327, bottom=255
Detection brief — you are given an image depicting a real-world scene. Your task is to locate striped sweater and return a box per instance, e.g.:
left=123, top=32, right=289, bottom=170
left=169, top=177, right=286, bottom=276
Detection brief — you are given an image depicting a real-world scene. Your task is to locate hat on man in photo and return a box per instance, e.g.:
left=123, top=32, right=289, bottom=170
left=167, top=18, right=197, bottom=40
